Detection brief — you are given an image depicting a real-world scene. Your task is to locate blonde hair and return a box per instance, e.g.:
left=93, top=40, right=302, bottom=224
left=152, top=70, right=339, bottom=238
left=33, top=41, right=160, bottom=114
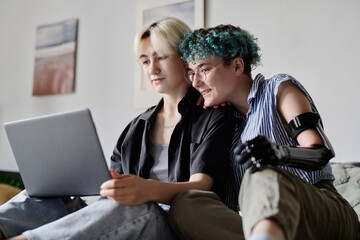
left=134, top=17, right=191, bottom=57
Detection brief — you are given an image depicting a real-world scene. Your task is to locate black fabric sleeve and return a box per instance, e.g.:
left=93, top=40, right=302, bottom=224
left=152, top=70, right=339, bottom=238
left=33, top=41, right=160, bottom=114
left=110, top=122, right=132, bottom=174
left=189, top=106, right=236, bottom=200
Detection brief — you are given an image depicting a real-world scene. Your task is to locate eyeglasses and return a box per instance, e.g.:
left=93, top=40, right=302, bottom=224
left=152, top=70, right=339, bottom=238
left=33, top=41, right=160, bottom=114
left=186, top=61, right=224, bottom=82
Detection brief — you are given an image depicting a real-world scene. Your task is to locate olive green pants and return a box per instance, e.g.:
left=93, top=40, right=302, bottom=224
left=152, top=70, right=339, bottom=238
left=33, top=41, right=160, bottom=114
left=169, top=167, right=359, bottom=240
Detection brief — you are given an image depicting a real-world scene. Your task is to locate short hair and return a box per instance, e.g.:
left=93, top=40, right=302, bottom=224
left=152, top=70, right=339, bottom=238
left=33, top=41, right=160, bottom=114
left=179, top=24, right=261, bottom=75
left=134, top=17, right=191, bottom=57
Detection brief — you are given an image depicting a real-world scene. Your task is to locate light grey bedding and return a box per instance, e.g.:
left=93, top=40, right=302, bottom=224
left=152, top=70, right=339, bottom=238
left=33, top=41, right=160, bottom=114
left=331, top=162, right=360, bottom=220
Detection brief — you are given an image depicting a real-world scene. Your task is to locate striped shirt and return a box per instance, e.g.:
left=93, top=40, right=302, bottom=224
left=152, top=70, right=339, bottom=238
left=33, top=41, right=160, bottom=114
left=224, top=73, right=334, bottom=212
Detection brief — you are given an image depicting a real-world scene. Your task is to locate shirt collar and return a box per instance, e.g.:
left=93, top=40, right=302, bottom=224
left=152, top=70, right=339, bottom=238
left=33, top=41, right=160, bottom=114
left=178, top=86, right=200, bottom=115
left=139, top=99, right=163, bottom=123
left=139, top=86, right=199, bottom=122
left=247, top=73, right=265, bottom=104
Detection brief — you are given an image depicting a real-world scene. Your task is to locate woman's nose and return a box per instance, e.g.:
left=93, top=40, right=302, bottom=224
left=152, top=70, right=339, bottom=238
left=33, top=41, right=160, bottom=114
left=149, top=61, right=160, bottom=75
left=192, top=72, right=204, bottom=88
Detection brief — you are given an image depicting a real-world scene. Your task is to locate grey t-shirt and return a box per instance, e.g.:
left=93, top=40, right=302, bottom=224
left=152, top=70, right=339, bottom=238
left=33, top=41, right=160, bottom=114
left=149, top=141, right=169, bottom=182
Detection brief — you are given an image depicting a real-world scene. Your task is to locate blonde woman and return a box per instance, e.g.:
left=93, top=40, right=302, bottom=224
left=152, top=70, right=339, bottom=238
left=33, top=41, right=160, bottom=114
left=0, top=18, right=235, bottom=240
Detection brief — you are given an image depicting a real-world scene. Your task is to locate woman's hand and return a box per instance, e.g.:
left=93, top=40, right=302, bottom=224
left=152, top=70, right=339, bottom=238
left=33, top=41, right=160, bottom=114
left=196, top=95, right=231, bottom=109
left=211, top=102, right=231, bottom=109
left=100, top=170, right=151, bottom=205
left=101, top=171, right=214, bottom=205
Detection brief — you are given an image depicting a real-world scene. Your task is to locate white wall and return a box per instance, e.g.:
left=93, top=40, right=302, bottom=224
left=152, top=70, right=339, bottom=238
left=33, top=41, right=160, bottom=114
left=205, top=0, right=360, bottom=163
left=0, top=0, right=359, bottom=172
left=0, top=0, right=142, bottom=171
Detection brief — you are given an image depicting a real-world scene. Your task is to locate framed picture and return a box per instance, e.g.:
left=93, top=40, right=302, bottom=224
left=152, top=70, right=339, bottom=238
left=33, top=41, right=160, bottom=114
left=33, top=18, right=78, bottom=96
left=134, top=0, right=205, bottom=109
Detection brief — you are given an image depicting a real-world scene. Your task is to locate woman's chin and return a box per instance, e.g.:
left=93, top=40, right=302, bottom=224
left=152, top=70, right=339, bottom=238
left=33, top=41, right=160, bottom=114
left=204, top=99, right=219, bottom=108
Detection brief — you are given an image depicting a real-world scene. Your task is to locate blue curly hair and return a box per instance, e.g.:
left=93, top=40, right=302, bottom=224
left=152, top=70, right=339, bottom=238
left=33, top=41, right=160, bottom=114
left=179, top=24, right=261, bottom=75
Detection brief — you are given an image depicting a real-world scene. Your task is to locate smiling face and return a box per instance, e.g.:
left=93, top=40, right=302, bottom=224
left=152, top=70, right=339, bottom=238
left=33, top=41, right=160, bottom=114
left=139, top=37, right=189, bottom=95
left=188, top=56, right=238, bottom=107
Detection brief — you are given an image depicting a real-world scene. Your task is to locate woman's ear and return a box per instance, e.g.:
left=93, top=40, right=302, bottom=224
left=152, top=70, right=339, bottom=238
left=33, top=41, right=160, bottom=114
left=233, top=58, right=245, bottom=75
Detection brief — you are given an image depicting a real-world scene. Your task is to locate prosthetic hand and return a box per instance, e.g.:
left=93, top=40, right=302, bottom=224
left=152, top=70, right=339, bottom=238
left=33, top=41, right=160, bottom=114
left=234, top=112, right=335, bottom=172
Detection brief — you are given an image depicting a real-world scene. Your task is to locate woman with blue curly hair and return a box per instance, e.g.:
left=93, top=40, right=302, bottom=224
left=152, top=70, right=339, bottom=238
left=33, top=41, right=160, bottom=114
left=169, top=24, right=359, bottom=240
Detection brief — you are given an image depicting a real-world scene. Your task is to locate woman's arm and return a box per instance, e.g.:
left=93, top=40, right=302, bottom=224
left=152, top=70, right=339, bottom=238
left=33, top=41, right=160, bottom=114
left=276, top=80, right=323, bottom=147
left=235, top=80, right=334, bottom=170
left=100, top=170, right=213, bottom=205
left=104, top=97, right=234, bottom=205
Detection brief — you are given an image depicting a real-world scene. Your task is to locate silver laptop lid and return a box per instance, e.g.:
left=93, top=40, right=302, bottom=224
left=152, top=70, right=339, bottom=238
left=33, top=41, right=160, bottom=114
left=4, top=108, right=111, bottom=197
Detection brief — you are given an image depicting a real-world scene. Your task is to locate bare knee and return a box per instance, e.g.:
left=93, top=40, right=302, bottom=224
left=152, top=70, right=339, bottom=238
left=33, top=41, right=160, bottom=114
left=252, top=219, right=286, bottom=240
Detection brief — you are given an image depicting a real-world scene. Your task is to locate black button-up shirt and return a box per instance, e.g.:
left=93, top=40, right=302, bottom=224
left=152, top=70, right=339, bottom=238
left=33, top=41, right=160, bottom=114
left=110, top=86, right=235, bottom=201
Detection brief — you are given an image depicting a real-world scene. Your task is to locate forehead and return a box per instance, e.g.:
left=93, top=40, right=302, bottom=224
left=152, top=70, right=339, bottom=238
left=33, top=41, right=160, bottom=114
left=139, top=37, right=173, bottom=60
left=139, top=38, right=156, bottom=56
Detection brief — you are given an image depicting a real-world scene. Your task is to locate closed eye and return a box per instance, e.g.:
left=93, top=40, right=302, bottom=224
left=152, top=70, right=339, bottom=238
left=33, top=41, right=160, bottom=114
left=158, top=56, right=167, bottom=61
left=142, top=59, right=150, bottom=65
left=200, top=67, right=211, bottom=73
left=186, top=71, right=195, bottom=77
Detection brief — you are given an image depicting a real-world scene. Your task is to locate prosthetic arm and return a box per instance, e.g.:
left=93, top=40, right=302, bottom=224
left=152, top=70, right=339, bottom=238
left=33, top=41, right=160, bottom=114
left=235, top=112, right=335, bottom=171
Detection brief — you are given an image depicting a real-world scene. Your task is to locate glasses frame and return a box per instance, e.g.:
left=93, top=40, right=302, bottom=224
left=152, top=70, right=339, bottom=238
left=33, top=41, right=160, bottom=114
left=187, top=60, right=224, bottom=82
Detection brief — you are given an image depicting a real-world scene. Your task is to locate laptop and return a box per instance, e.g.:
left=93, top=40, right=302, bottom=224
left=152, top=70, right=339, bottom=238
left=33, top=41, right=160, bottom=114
left=4, top=108, right=111, bottom=197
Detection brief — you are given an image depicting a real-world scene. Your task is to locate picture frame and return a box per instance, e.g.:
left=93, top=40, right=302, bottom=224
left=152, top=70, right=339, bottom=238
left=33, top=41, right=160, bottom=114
left=33, top=18, right=78, bottom=96
left=134, top=0, right=205, bottom=109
